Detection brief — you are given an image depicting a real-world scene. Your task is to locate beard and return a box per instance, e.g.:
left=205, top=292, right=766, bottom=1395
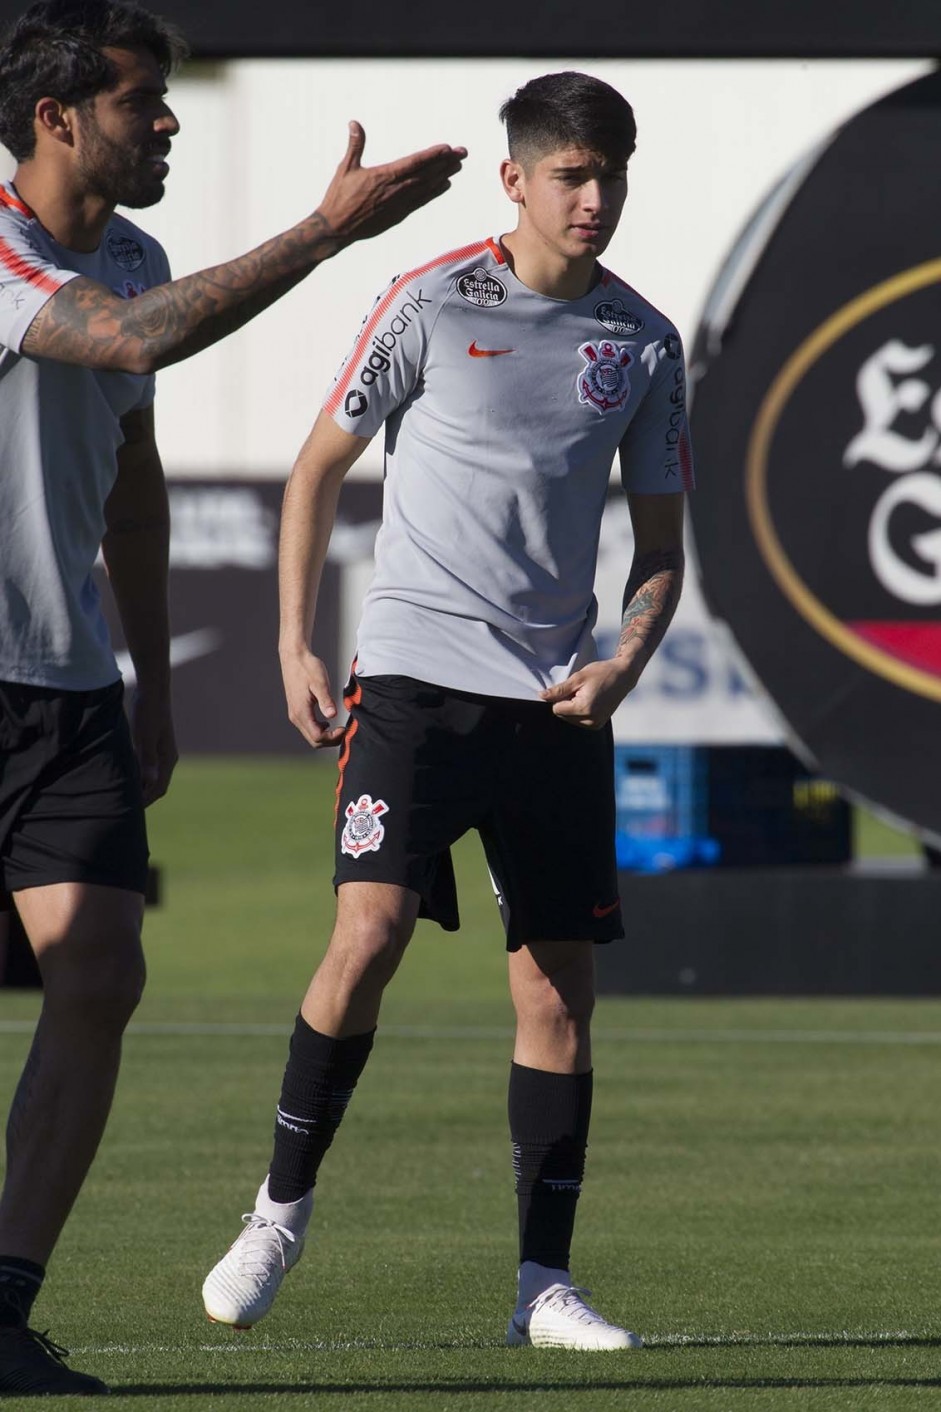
left=76, top=115, right=168, bottom=211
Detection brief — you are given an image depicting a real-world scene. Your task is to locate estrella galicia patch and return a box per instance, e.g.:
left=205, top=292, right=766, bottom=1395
left=341, top=794, right=389, bottom=857
left=106, top=231, right=145, bottom=271
left=594, top=298, right=645, bottom=336
left=345, top=389, right=368, bottom=418
left=457, top=268, right=507, bottom=308
left=577, top=339, right=633, bottom=414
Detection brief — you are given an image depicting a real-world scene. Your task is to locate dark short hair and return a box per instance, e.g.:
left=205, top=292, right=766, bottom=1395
left=499, top=71, right=636, bottom=169
left=0, top=0, right=188, bottom=161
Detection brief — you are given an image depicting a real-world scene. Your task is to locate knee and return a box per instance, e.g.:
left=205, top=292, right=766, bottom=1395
left=330, top=913, right=412, bottom=993
left=42, top=941, right=146, bottom=1032
left=520, top=968, right=595, bottom=1035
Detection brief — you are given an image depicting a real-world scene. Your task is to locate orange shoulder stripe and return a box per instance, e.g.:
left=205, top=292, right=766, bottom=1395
left=324, top=239, right=494, bottom=418
left=0, top=236, right=65, bottom=296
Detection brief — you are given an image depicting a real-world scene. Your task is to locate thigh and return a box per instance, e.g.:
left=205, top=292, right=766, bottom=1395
left=481, top=709, right=623, bottom=949
left=333, top=675, right=492, bottom=932
left=0, top=681, right=148, bottom=898
left=15, top=882, right=145, bottom=960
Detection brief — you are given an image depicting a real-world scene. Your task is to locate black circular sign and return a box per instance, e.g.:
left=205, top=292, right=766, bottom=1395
left=689, top=70, right=941, bottom=838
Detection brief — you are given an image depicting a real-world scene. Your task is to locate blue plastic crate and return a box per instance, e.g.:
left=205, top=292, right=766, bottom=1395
left=614, top=745, right=720, bottom=873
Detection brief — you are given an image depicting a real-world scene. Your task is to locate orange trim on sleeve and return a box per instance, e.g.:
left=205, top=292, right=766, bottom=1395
left=324, top=239, right=494, bottom=419
left=484, top=236, right=505, bottom=264
left=0, top=236, right=65, bottom=296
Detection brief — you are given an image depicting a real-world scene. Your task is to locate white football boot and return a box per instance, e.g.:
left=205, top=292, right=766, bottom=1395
left=506, top=1283, right=643, bottom=1350
left=202, top=1179, right=313, bottom=1328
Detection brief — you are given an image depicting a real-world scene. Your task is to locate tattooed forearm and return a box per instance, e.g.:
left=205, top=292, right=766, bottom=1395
left=22, top=210, right=337, bottom=373
left=617, top=546, right=684, bottom=665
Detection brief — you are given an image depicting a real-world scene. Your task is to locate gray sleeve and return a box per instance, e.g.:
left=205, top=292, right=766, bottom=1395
left=0, top=213, right=79, bottom=354
left=619, top=334, right=695, bottom=494
left=323, top=273, right=432, bottom=437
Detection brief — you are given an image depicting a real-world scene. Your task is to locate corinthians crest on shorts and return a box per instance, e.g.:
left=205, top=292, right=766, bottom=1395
left=341, top=793, right=389, bottom=857
left=576, top=340, right=633, bottom=414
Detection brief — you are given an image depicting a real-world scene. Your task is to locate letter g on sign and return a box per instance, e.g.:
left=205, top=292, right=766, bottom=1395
left=869, top=471, right=941, bottom=605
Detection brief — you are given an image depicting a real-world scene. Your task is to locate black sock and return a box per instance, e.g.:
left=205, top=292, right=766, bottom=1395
left=0, top=1257, right=44, bottom=1328
left=508, top=1062, right=593, bottom=1271
left=267, top=1016, right=375, bottom=1204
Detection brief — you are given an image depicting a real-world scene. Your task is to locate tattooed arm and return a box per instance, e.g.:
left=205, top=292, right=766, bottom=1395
left=22, top=124, right=465, bottom=374
left=541, top=492, right=685, bottom=729
left=617, top=492, right=686, bottom=674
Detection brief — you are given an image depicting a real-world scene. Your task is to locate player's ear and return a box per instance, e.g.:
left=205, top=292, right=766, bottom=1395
left=500, top=158, right=526, bottom=205
left=34, top=96, right=75, bottom=147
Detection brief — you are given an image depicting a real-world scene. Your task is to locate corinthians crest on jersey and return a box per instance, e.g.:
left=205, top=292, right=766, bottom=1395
left=576, top=340, right=633, bottom=414
left=341, top=794, right=389, bottom=857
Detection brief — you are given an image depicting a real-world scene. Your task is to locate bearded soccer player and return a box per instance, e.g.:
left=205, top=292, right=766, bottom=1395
left=0, top=0, right=463, bottom=1394
left=203, top=70, right=692, bottom=1350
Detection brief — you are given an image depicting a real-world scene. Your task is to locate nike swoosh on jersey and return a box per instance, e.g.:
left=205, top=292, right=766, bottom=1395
left=592, top=900, right=621, bottom=918
left=468, top=341, right=514, bottom=357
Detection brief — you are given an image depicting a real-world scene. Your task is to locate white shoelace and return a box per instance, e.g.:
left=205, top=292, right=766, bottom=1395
left=232, top=1213, right=297, bottom=1279
left=529, top=1284, right=607, bottom=1325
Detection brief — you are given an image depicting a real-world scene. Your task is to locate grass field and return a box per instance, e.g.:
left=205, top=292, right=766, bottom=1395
left=1, top=758, right=939, bottom=1410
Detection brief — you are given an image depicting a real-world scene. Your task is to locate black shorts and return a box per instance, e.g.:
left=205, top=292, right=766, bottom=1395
left=0, top=679, right=149, bottom=909
left=333, top=674, right=624, bottom=950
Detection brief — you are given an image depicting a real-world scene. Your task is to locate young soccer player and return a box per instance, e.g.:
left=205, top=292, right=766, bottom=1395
left=0, top=0, right=462, bottom=1392
left=203, top=70, right=692, bottom=1350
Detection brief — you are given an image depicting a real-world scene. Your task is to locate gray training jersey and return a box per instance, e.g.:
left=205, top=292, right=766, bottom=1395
left=326, top=236, right=694, bottom=700
left=0, top=182, right=169, bottom=690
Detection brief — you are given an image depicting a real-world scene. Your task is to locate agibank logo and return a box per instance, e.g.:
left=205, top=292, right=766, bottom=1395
left=746, top=257, right=941, bottom=702
left=357, top=288, right=432, bottom=386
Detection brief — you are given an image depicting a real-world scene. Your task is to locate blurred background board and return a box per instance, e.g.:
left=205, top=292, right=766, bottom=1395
left=1, top=1, right=939, bottom=57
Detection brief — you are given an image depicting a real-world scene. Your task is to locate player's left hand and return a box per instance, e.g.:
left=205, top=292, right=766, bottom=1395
left=540, top=657, right=642, bottom=730
left=317, top=123, right=467, bottom=247
left=131, top=685, right=178, bottom=805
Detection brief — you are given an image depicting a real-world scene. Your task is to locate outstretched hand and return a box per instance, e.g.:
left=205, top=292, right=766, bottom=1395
left=316, top=122, right=466, bottom=246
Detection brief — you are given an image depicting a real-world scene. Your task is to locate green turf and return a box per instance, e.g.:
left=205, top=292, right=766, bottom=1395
left=2, top=758, right=939, bottom=1410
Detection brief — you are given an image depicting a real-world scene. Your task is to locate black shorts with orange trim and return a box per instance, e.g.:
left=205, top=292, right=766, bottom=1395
left=0, top=679, right=149, bottom=909
left=332, top=674, right=623, bottom=951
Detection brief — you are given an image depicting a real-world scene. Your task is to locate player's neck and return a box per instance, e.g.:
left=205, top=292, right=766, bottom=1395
left=500, top=231, right=599, bottom=301
left=13, top=163, right=115, bottom=253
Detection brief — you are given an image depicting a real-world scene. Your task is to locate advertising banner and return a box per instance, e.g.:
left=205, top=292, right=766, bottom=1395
left=689, top=69, right=941, bottom=837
